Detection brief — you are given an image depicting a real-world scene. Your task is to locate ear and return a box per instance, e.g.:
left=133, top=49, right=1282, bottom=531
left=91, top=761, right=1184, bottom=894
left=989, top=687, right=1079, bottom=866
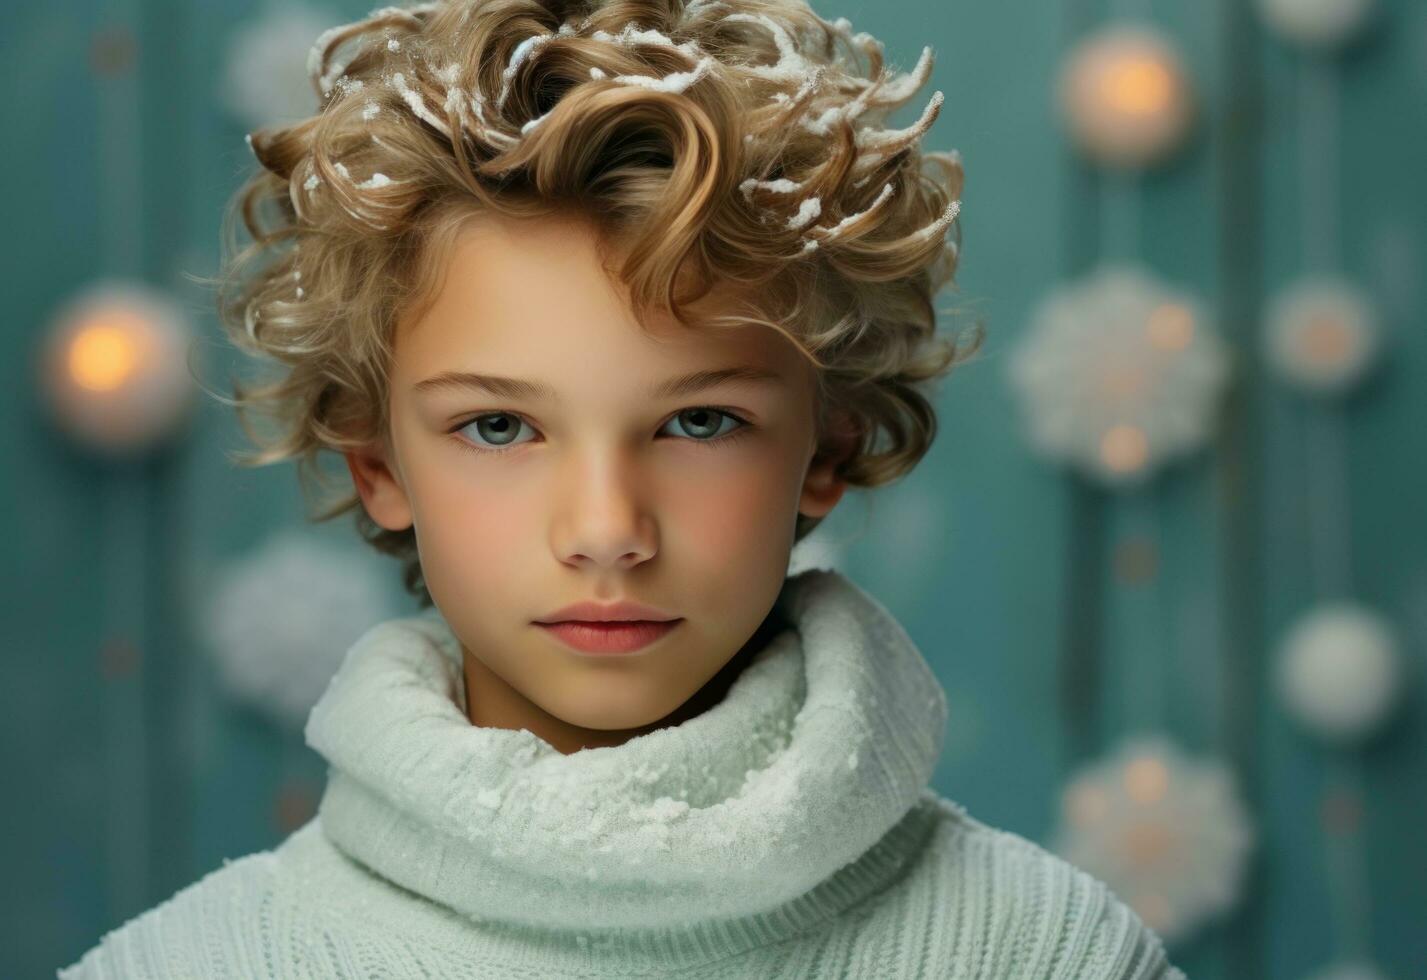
left=798, top=409, right=861, bottom=520
left=345, top=440, right=415, bottom=532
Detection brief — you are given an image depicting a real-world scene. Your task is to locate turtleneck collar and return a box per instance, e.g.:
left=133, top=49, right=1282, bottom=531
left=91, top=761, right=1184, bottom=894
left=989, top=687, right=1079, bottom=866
left=304, top=567, right=949, bottom=936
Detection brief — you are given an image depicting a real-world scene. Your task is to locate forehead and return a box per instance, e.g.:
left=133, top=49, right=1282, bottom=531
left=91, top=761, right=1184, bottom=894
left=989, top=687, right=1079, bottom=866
left=393, top=209, right=807, bottom=382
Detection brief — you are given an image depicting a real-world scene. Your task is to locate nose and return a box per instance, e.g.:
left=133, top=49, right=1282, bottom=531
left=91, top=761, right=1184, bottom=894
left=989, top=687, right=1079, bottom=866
left=551, top=449, right=657, bottom=569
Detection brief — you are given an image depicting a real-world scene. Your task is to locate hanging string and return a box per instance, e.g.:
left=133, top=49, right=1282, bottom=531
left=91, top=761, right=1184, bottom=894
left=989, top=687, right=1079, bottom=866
left=1100, top=161, right=1145, bottom=728
left=1305, top=399, right=1354, bottom=599
left=1324, top=753, right=1372, bottom=959
left=1299, top=46, right=1374, bottom=968
left=1102, top=168, right=1143, bottom=263
left=96, top=14, right=154, bottom=929
left=1097, top=0, right=1171, bottom=739
left=1116, top=487, right=1171, bottom=734
left=1301, top=57, right=1342, bottom=274
left=102, top=469, right=150, bottom=919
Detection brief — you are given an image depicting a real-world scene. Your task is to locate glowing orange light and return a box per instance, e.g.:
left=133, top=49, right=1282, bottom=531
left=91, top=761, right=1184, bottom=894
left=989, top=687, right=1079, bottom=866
left=1124, top=754, right=1170, bottom=804
left=1147, top=303, right=1194, bottom=351
left=1101, top=57, right=1173, bottom=117
left=68, top=316, right=145, bottom=392
left=1124, top=820, right=1177, bottom=867
left=1299, top=314, right=1352, bottom=366
left=1099, top=424, right=1148, bottom=475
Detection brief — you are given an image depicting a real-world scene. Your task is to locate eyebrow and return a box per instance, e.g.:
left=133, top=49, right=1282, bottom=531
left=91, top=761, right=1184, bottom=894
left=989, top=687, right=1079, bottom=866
left=412, top=365, right=787, bottom=400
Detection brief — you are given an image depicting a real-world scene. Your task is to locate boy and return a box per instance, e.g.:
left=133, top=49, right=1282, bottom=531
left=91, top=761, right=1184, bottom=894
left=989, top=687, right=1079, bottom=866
left=62, top=0, right=1184, bottom=975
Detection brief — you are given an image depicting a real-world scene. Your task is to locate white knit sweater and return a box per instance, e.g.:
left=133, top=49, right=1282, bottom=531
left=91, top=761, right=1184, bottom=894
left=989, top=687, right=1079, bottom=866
left=60, top=567, right=1185, bottom=978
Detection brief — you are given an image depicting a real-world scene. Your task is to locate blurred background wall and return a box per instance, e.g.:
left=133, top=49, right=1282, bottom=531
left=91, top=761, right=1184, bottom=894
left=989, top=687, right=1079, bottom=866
left=4, top=0, right=1424, bottom=976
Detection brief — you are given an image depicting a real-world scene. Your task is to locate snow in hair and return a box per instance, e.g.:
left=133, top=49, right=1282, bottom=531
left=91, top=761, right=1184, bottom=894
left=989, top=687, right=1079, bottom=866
left=219, top=0, right=975, bottom=607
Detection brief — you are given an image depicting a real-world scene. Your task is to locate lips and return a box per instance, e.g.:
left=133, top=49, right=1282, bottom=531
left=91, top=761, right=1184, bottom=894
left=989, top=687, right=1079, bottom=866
left=537, top=619, right=681, bottom=655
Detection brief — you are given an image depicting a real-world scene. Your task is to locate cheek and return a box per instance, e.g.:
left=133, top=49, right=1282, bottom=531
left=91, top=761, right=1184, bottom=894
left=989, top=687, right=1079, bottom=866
left=677, top=465, right=785, bottom=545
left=667, top=445, right=803, bottom=568
left=665, top=454, right=800, bottom=636
left=407, top=460, right=539, bottom=593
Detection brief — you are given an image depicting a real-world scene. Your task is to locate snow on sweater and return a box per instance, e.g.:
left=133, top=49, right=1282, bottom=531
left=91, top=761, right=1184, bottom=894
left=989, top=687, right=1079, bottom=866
left=59, top=567, right=1185, bottom=978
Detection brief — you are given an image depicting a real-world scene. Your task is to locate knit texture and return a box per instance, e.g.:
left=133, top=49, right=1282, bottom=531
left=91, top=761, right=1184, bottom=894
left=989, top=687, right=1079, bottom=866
left=60, top=567, right=1186, bottom=978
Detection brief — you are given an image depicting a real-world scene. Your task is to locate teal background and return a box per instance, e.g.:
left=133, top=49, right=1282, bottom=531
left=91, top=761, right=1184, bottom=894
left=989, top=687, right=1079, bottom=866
left=4, top=0, right=1424, bottom=976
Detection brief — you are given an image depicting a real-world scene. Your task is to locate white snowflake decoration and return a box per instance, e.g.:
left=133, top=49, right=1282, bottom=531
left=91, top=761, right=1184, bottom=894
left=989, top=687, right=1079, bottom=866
left=1008, top=264, right=1231, bottom=487
left=40, top=279, right=196, bottom=457
left=1258, top=0, right=1376, bottom=48
left=1052, top=734, right=1255, bottom=947
left=1058, top=24, right=1196, bottom=170
left=200, top=527, right=405, bottom=731
left=1263, top=276, right=1381, bottom=396
left=1275, top=603, right=1403, bottom=743
left=221, top=2, right=340, bottom=131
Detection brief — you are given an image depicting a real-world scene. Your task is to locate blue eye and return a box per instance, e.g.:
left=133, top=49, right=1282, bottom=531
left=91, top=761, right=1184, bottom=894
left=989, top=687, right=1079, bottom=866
left=451, top=407, right=753, bottom=455
left=665, top=407, right=746, bottom=442
left=458, top=412, right=533, bottom=451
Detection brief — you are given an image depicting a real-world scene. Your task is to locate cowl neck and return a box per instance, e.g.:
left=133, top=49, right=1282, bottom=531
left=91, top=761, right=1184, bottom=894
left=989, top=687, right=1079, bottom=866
left=305, top=567, right=948, bottom=933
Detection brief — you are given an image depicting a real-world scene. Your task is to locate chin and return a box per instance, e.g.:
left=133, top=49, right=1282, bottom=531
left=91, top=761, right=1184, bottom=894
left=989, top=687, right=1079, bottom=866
left=543, top=687, right=691, bottom=734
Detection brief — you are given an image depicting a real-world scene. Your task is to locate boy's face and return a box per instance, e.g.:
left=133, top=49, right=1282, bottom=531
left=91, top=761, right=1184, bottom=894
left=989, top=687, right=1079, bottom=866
left=346, top=209, right=849, bottom=753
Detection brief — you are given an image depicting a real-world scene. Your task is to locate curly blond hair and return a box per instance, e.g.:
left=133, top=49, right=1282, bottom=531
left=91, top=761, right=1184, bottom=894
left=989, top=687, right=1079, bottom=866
left=209, top=0, right=978, bottom=607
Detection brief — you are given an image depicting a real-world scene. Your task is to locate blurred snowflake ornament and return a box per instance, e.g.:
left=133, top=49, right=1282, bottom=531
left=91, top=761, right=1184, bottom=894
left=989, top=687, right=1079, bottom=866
left=1275, top=603, right=1404, bottom=743
left=221, top=2, right=340, bottom=131
left=1052, top=735, right=1254, bottom=947
left=1258, top=0, right=1376, bottom=48
left=1008, top=264, right=1230, bottom=487
left=1264, top=277, right=1381, bottom=396
left=1058, top=24, right=1196, bottom=170
left=200, top=527, right=404, bottom=731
